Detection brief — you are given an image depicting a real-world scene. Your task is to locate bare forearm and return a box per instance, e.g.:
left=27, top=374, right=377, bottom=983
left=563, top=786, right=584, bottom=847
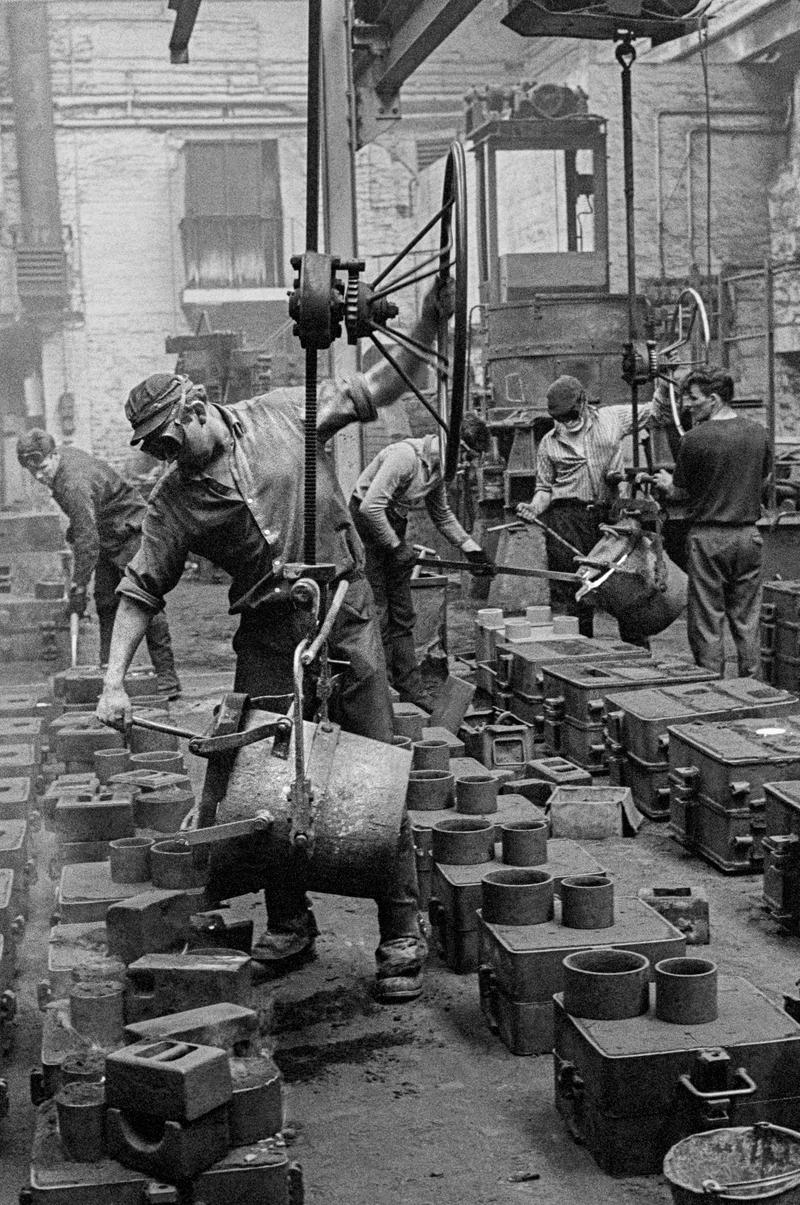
left=103, top=597, right=151, bottom=688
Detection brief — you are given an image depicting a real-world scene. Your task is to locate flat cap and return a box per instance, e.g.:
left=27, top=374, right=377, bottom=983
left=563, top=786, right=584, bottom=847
left=125, top=375, right=185, bottom=445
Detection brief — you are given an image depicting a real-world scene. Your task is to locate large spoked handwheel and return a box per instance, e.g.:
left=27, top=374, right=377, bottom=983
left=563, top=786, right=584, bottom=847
left=358, top=141, right=469, bottom=482
left=659, top=287, right=711, bottom=435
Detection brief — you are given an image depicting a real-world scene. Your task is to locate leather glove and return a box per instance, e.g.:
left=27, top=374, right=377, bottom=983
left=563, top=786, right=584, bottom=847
left=392, top=541, right=418, bottom=570
left=66, top=585, right=87, bottom=618
left=464, top=547, right=496, bottom=577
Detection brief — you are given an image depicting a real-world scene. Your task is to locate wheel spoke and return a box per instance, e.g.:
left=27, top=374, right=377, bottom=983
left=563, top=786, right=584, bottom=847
left=371, top=261, right=454, bottom=301
left=370, top=200, right=453, bottom=289
left=368, top=334, right=448, bottom=432
left=371, top=241, right=452, bottom=297
left=371, top=322, right=448, bottom=368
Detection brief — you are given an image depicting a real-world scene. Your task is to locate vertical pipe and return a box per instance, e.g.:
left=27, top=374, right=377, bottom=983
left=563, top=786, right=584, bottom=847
left=5, top=2, right=62, bottom=246
left=617, top=38, right=639, bottom=469
left=765, top=257, right=776, bottom=512
left=304, top=0, right=323, bottom=564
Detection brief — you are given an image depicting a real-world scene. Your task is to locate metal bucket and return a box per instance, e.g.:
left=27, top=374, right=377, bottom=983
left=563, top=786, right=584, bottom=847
left=579, top=519, right=687, bottom=637
left=664, top=1123, right=800, bottom=1202
left=211, top=712, right=413, bottom=899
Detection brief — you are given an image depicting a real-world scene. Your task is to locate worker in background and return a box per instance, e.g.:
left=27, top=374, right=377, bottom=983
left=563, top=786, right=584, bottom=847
left=95, top=283, right=453, bottom=1004
left=16, top=429, right=181, bottom=699
left=349, top=412, right=495, bottom=711
left=516, top=373, right=669, bottom=645
left=654, top=367, right=770, bottom=677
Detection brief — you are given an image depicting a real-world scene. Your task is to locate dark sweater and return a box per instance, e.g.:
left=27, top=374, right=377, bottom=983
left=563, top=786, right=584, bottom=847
left=672, top=417, right=771, bottom=524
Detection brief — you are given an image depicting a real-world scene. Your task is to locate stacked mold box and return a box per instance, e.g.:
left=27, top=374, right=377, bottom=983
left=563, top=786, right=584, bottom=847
left=760, top=580, right=800, bottom=689
left=606, top=679, right=800, bottom=819
left=553, top=957, right=800, bottom=1176
left=473, top=606, right=579, bottom=696
left=541, top=659, right=718, bottom=775
left=478, top=873, right=685, bottom=1056
left=491, top=634, right=649, bottom=723
left=669, top=716, right=800, bottom=873
left=0, top=687, right=50, bottom=1124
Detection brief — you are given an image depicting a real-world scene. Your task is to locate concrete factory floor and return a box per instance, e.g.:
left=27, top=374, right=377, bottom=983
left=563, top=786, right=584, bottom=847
left=1, top=580, right=796, bottom=1203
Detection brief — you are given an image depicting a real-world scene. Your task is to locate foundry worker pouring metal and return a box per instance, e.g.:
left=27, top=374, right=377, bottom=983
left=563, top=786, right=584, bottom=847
left=350, top=410, right=494, bottom=711
left=16, top=428, right=181, bottom=699
left=654, top=367, right=771, bottom=677
left=516, top=373, right=670, bottom=644
left=95, top=286, right=453, bottom=1003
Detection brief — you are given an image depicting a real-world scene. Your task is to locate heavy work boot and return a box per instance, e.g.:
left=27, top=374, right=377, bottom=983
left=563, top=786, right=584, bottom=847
left=374, top=934, right=428, bottom=1003
left=250, top=907, right=319, bottom=971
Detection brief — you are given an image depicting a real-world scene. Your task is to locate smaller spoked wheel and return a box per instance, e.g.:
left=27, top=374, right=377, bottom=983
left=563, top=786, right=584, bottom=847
left=659, top=287, right=711, bottom=435
left=359, top=141, right=468, bottom=482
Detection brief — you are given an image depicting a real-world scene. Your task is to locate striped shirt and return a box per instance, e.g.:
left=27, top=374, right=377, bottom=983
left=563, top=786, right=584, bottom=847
left=535, top=398, right=666, bottom=506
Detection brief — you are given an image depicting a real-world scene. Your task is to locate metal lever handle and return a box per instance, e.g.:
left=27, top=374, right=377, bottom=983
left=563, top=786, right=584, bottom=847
left=679, top=1067, right=757, bottom=1102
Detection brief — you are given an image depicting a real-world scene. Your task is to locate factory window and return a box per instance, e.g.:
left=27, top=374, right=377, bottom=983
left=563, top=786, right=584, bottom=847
left=181, top=142, right=284, bottom=289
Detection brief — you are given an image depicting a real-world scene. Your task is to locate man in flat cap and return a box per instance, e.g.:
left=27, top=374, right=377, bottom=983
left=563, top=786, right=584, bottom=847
left=517, top=374, right=668, bottom=641
left=350, top=411, right=494, bottom=711
left=95, top=284, right=454, bottom=1003
left=17, top=428, right=181, bottom=697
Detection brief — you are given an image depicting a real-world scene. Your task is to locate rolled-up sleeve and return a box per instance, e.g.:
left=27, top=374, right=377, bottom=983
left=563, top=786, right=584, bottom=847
left=535, top=441, right=555, bottom=496
left=117, top=487, right=189, bottom=613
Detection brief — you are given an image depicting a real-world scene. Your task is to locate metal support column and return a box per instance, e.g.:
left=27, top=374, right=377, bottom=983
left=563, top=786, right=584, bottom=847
left=617, top=35, right=639, bottom=470
left=321, top=0, right=363, bottom=496
left=765, top=256, right=776, bottom=512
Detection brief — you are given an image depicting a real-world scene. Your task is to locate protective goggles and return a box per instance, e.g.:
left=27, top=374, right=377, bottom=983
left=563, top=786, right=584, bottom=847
left=140, top=419, right=186, bottom=462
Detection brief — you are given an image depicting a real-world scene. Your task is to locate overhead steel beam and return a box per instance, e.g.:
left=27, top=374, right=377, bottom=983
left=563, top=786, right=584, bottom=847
left=353, top=0, right=483, bottom=145
left=366, top=0, right=484, bottom=96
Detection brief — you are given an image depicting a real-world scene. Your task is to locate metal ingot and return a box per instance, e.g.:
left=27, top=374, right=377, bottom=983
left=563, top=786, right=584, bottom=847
left=481, top=867, right=554, bottom=925
left=562, top=948, right=650, bottom=1019
left=213, top=712, right=412, bottom=899
left=431, top=817, right=495, bottom=866
left=655, top=956, right=718, bottom=1025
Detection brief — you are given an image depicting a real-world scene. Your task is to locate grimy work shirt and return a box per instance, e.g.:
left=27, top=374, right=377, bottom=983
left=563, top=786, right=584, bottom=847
left=672, top=416, right=771, bottom=524
left=535, top=396, right=669, bottom=506
left=119, top=384, right=366, bottom=615
left=351, top=433, right=471, bottom=550
left=50, top=445, right=146, bottom=589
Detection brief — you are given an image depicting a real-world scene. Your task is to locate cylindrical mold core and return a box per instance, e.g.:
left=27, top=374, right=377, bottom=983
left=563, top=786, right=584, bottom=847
left=109, top=836, right=154, bottom=884
left=655, top=957, right=718, bottom=1024
left=412, top=740, right=450, bottom=773
left=55, top=1081, right=106, bottom=1162
left=129, top=749, right=184, bottom=775
left=431, top=817, right=495, bottom=866
left=150, top=838, right=202, bottom=889
left=456, top=774, right=498, bottom=815
left=562, top=948, right=650, bottom=1020
left=68, top=978, right=125, bottom=1047
left=560, top=875, right=615, bottom=930
left=60, top=1049, right=106, bottom=1087
left=406, top=769, right=454, bottom=811
left=94, top=747, right=131, bottom=784
left=481, top=867, right=554, bottom=925
left=501, top=820, right=548, bottom=867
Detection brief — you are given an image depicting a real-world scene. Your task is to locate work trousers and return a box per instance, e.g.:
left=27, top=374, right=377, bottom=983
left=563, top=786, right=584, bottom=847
left=93, top=545, right=180, bottom=692
left=205, top=575, right=421, bottom=948
left=543, top=501, right=649, bottom=647
left=686, top=524, right=763, bottom=677
left=348, top=498, right=429, bottom=708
